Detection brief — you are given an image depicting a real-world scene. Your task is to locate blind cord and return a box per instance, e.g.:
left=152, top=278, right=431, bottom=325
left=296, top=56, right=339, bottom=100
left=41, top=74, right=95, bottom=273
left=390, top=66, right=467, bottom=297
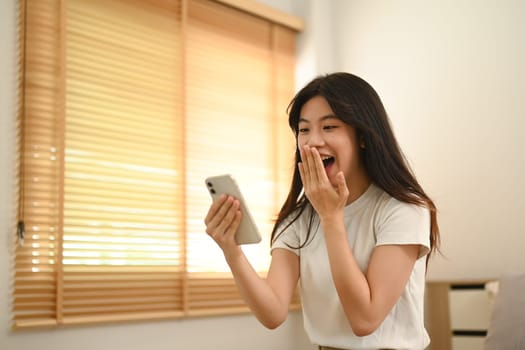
left=17, top=0, right=28, bottom=247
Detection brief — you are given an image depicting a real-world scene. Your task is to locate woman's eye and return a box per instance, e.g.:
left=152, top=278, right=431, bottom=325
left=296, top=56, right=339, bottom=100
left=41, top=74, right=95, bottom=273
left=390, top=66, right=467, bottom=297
left=298, top=127, right=309, bottom=134
left=323, top=125, right=338, bottom=130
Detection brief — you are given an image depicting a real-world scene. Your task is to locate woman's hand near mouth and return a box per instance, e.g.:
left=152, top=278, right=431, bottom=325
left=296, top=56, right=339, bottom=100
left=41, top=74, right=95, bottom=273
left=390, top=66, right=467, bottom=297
left=298, top=145, right=349, bottom=222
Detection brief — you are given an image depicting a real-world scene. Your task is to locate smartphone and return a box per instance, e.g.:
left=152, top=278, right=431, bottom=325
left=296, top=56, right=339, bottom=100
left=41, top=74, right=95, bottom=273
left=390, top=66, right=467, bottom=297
left=205, top=174, right=262, bottom=245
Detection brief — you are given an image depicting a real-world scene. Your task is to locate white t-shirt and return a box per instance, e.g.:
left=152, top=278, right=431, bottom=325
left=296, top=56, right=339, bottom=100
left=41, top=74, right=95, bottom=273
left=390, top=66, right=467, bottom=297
left=272, top=184, right=431, bottom=350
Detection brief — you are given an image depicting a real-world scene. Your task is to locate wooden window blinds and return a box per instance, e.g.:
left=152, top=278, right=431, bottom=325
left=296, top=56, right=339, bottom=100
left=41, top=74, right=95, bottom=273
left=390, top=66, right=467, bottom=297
left=14, top=0, right=301, bottom=328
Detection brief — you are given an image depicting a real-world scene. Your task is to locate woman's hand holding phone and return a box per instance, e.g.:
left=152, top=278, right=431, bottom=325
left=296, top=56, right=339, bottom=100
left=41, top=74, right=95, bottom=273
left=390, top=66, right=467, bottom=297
left=204, top=193, right=243, bottom=259
left=204, top=174, right=262, bottom=261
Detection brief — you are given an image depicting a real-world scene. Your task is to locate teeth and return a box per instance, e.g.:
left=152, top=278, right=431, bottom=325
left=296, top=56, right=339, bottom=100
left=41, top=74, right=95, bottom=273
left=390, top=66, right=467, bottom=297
left=321, top=156, right=332, bottom=160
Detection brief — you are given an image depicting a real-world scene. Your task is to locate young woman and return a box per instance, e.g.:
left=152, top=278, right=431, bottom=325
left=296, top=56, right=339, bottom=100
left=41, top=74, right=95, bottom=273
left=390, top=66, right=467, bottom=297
left=204, top=72, right=439, bottom=350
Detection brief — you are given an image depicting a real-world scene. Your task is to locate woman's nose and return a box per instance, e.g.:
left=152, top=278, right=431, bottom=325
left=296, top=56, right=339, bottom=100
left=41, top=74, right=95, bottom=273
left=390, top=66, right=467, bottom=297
left=307, top=130, right=324, bottom=147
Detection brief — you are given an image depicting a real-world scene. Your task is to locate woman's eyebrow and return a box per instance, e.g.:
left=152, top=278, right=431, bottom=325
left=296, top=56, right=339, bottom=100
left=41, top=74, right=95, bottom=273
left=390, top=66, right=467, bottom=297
left=321, top=115, right=338, bottom=121
left=298, top=114, right=338, bottom=123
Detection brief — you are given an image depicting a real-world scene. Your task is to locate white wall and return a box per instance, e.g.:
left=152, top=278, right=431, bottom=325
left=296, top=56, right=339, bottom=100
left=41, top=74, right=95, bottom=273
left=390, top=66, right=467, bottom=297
left=266, top=0, right=525, bottom=281
left=0, top=0, right=314, bottom=349
left=330, top=0, right=525, bottom=280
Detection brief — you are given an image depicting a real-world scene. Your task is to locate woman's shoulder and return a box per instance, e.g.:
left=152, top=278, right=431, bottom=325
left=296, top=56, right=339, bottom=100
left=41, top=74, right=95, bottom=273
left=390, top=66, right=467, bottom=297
left=367, top=185, right=431, bottom=253
left=369, top=185, right=430, bottom=221
left=278, top=203, right=313, bottom=229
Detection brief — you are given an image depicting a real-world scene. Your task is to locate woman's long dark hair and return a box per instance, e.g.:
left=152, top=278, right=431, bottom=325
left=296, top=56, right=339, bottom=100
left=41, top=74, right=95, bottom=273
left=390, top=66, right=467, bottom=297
left=271, top=72, right=440, bottom=265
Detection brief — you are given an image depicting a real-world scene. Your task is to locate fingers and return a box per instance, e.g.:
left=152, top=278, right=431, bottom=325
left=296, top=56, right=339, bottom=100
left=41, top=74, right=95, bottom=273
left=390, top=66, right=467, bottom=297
left=299, top=146, right=350, bottom=212
left=204, top=194, right=241, bottom=243
left=204, top=194, right=227, bottom=225
left=299, top=145, right=328, bottom=186
left=301, top=145, right=318, bottom=183
left=310, top=147, right=328, bottom=182
left=336, top=171, right=349, bottom=200
left=224, top=210, right=242, bottom=240
left=298, top=147, right=310, bottom=188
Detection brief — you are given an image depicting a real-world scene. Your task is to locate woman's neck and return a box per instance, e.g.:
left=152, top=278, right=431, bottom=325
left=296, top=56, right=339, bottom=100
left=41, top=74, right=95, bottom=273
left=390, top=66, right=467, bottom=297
left=345, top=172, right=372, bottom=205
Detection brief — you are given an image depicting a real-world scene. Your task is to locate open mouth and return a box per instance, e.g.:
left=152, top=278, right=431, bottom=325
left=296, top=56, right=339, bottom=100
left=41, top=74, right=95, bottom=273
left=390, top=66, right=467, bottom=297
left=322, top=156, right=335, bottom=169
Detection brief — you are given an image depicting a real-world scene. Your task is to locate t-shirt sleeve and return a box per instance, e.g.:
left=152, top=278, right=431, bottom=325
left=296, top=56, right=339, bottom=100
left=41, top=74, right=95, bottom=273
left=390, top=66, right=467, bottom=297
left=375, top=199, right=431, bottom=259
left=270, top=216, right=301, bottom=257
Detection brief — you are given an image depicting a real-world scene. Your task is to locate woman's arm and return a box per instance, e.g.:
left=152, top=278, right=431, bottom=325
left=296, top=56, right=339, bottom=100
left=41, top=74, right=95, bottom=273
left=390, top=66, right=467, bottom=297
left=322, top=219, right=419, bottom=336
left=226, top=248, right=299, bottom=329
left=204, top=194, right=299, bottom=329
